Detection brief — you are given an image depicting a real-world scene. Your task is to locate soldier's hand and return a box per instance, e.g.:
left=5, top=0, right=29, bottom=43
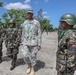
left=37, top=45, right=41, bottom=51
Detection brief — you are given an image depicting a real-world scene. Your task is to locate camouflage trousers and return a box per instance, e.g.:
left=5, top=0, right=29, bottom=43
left=6, top=48, right=18, bottom=66
left=57, top=70, right=74, bottom=75
left=21, top=45, right=38, bottom=66
left=6, top=48, right=18, bottom=57
left=0, top=45, right=2, bottom=57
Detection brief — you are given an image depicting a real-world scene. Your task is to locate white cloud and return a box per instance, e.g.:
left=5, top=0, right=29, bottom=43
left=4, top=2, right=32, bottom=10
left=24, top=0, right=31, bottom=3
left=45, top=0, right=49, bottom=2
left=43, top=16, right=50, bottom=18
left=42, top=12, right=48, bottom=14
left=35, top=2, right=38, bottom=4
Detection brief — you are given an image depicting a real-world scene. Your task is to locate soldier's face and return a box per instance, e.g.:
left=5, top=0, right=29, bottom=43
left=27, top=13, right=33, bottom=19
left=9, top=23, right=14, bottom=27
left=60, top=21, right=72, bottom=30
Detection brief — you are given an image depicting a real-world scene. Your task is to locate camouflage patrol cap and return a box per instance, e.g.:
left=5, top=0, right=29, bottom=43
left=60, top=13, right=76, bottom=25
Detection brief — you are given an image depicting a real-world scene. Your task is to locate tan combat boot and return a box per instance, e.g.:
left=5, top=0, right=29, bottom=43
left=29, top=66, right=35, bottom=75
left=26, top=64, right=31, bottom=74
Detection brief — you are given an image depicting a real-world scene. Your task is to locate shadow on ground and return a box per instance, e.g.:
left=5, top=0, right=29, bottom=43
left=34, top=60, right=45, bottom=72
left=2, top=56, right=12, bottom=61
left=16, top=58, right=25, bottom=67
left=2, top=56, right=45, bottom=72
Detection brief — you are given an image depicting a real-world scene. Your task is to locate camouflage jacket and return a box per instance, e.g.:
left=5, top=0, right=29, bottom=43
left=5, top=28, right=21, bottom=48
left=56, top=29, right=76, bottom=72
left=58, top=29, right=63, bottom=41
left=21, top=19, right=42, bottom=46
left=0, top=28, right=4, bottom=46
left=73, top=24, right=76, bottom=29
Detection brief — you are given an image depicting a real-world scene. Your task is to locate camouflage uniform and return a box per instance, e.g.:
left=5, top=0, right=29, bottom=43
left=0, top=27, right=4, bottom=63
left=73, top=24, right=76, bottom=29
left=58, top=28, right=63, bottom=41
left=18, top=28, right=22, bottom=43
left=21, top=19, right=42, bottom=66
left=56, top=14, right=76, bottom=75
left=5, top=20, right=21, bottom=70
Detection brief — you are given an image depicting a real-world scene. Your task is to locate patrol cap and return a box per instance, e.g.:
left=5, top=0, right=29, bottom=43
left=27, top=10, right=33, bottom=14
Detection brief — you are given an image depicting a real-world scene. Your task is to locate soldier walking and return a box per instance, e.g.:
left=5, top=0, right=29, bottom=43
left=21, top=10, right=42, bottom=75
left=5, top=20, right=20, bottom=70
left=56, top=13, right=76, bottom=75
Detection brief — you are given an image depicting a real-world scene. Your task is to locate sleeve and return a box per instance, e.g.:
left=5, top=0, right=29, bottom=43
left=69, top=30, right=76, bottom=48
left=16, top=29, right=21, bottom=43
left=21, top=22, right=25, bottom=43
left=37, top=21, right=42, bottom=46
left=5, top=29, right=8, bottom=47
left=13, top=29, right=20, bottom=47
left=67, top=30, right=76, bottom=68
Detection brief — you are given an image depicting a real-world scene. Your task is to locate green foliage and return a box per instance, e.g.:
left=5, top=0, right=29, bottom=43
left=40, top=18, right=53, bottom=32
left=1, top=8, right=58, bottom=31
left=1, top=9, right=27, bottom=28
left=35, top=9, right=54, bottom=32
left=0, top=1, right=3, bottom=7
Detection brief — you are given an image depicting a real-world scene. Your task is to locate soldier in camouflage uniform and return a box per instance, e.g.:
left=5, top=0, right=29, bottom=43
left=56, top=13, right=76, bottom=75
left=5, top=20, right=20, bottom=70
left=0, top=26, right=4, bottom=63
left=21, top=10, right=42, bottom=75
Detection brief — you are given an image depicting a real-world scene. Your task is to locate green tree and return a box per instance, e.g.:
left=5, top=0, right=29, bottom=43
left=2, top=13, right=9, bottom=28
left=2, top=9, right=27, bottom=28
left=0, top=1, right=3, bottom=7
left=35, top=9, right=54, bottom=33
left=2, top=13, right=8, bottom=19
left=14, top=9, right=27, bottom=28
left=7, top=9, right=15, bottom=19
left=40, top=18, right=53, bottom=33
left=0, top=1, right=4, bottom=27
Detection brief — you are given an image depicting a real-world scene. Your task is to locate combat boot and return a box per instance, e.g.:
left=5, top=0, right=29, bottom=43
left=10, top=60, right=16, bottom=70
left=27, top=64, right=31, bottom=74
left=10, top=65, right=15, bottom=70
left=29, top=66, right=35, bottom=75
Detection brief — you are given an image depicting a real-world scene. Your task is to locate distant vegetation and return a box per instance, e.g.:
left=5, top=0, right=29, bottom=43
left=0, top=2, right=58, bottom=32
